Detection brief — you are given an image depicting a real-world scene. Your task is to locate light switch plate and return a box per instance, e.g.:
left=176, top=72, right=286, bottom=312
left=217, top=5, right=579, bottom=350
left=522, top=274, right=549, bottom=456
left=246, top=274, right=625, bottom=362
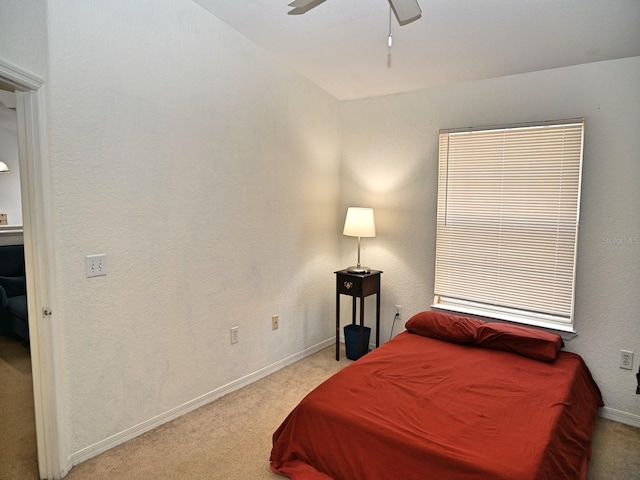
left=86, top=254, right=107, bottom=277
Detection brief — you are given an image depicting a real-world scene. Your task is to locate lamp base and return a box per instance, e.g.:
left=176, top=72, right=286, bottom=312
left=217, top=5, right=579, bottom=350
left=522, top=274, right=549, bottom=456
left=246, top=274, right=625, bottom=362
left=346, top=265, right=371, bottom=274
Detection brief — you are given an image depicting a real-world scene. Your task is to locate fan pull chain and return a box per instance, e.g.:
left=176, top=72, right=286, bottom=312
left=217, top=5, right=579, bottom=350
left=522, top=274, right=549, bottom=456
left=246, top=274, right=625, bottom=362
left=387, top=5, right=393, bottom=68
left=388, top=5, right=393, bottom=48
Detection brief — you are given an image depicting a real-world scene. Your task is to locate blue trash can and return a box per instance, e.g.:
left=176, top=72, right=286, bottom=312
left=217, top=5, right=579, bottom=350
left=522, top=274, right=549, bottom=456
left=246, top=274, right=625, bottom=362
left=344, top=324, right=371, bottom=360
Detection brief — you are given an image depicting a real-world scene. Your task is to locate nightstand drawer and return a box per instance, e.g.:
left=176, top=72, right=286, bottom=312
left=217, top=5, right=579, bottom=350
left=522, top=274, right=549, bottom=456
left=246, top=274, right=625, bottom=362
left=338, top=277, right=361, bottom=296
left=335, top=270, right=381, bottom=297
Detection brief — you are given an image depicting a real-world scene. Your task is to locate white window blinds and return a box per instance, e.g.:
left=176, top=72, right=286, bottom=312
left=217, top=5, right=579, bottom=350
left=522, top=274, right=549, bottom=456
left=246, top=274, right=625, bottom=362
left=433, top=119, right=584, bottom=331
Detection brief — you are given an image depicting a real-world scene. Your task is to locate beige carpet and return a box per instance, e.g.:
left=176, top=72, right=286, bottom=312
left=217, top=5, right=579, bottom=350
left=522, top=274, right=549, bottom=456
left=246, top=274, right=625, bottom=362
left=2, top=336, right=640, bottom=479
left=0, top=336, right=39, bottom=480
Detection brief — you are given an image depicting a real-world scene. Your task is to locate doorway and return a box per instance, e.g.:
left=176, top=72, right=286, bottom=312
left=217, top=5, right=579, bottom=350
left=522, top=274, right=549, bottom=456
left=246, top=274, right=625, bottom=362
left=0, top=59, right=65, bottom=479
left=0, top=87, right=38, bottom=478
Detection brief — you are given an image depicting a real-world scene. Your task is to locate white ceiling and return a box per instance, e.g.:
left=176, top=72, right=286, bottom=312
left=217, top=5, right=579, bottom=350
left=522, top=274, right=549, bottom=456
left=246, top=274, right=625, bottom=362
left=194, top=0, right=640, bottom=100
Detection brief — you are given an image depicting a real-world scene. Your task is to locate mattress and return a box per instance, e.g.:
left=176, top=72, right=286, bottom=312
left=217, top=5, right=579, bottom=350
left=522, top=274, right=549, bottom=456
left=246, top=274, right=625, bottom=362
left=270, top=330, right=603, bottom=480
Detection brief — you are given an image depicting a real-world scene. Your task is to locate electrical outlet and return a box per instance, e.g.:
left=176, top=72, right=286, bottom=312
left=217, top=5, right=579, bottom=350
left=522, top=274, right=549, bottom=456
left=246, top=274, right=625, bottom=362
left=620, top=350, right=633, bottom=370
left=272, top=314, right=279, bottom=330
left=230, top=326, right=239, bottom=344
left=394, top=305, right=402, bottom=321
left=86, top=254, right=107, bottom=277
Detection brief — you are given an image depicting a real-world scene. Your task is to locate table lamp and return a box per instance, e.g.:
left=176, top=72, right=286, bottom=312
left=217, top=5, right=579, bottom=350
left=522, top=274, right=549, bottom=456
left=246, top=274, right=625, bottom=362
left=343, top=207, right=376, bottom=273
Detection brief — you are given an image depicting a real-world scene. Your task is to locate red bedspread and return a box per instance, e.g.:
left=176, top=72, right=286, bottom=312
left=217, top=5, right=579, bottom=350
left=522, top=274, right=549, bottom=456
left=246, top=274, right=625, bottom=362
left=270, top=331, right=603, bottom=480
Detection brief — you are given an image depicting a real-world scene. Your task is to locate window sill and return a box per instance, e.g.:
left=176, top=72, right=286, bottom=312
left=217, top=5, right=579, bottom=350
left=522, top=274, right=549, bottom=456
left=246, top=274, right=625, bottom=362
left=431, top=298, right=576, bottom=336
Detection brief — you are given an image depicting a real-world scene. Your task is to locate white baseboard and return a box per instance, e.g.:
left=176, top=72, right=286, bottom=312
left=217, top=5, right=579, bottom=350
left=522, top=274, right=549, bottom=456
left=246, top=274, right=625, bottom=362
left=67, top=337, right=334, bottom=467
left=599, top=406, right=640, bottom=428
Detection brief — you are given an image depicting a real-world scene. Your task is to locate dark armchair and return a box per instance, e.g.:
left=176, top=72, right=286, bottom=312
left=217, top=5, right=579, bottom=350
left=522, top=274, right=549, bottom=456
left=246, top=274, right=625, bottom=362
left=0, top=244, right=29, bottom=342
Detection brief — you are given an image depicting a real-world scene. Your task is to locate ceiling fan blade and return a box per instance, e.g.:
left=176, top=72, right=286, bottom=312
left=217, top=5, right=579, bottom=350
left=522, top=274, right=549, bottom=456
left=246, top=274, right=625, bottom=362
left=389, top=0, right=421, bottom=26
left=288, top=0, right=327, bottom=15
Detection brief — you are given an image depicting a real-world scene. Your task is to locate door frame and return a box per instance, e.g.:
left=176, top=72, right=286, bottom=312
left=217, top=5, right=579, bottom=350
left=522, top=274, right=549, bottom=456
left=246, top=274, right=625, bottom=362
left=0, top=58, right=67, bottom=479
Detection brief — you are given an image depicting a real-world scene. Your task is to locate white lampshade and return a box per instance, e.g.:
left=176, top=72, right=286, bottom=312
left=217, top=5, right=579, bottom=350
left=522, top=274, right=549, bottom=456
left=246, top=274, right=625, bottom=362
left=343, top=207, right=376, bottom=274
left=343, top=207, right=376, bottom=238
left=0, top=160, right=9, bottom=173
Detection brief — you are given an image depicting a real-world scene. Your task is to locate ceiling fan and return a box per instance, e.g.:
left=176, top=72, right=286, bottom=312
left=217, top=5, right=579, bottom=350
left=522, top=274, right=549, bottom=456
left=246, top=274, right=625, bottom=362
left=288, top=0, right=422, bottom=26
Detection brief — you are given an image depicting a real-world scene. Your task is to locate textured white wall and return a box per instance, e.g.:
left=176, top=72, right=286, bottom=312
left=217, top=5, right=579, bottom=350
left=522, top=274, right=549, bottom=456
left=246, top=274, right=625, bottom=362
left=43, top=0, right=340, bottom=454
left=341, top=56, right=640, bottom=419
left=0, top=0, right=48, bottom=75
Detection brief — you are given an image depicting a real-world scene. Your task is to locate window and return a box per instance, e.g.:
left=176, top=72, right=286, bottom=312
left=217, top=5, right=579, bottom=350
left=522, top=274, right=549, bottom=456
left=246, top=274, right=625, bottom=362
left=433, top=119, right=585, bottom=332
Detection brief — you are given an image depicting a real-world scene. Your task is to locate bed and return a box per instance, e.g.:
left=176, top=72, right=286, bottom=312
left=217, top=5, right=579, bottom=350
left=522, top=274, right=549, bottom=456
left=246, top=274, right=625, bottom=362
left=270, top=311, right=603, bottom=480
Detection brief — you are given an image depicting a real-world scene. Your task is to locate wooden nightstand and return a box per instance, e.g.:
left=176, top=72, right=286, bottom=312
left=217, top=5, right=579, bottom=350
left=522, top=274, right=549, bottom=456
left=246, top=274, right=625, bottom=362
left=335, top=269, right=382, bottom=361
